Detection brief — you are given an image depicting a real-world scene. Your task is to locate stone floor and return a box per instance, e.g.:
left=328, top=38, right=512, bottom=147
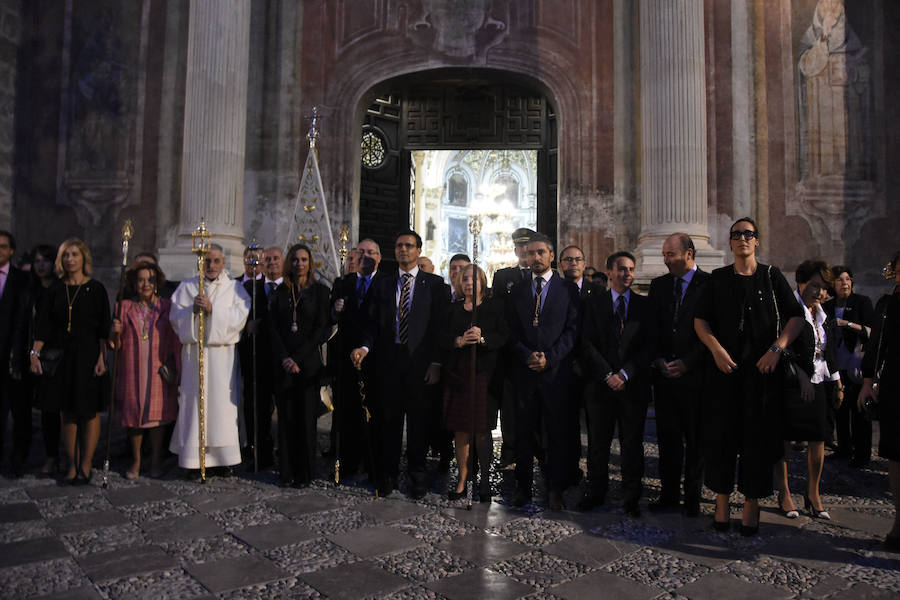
left=1, top=411, right=899, bottom=599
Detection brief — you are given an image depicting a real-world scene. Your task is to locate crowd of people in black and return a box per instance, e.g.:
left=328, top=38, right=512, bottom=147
left=0, top=220, right=898, bottom=549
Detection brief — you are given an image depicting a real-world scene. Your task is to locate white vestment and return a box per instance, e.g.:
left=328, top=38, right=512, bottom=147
left=169, top=273, right=251, bottom=468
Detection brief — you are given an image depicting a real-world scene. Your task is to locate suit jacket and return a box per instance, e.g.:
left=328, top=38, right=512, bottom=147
left=266, top=282, right=331, bottom=384
left=823, top=293, right=874, bottom=353
left=0, top=266, right=30, bottom=375
left=580, top=288, right=652, bottom=396
left=569, top=279, right=603, bottom=376
left=360, top=269, right=450, bottom=375
left=331, top=271, right=382, bottom=352
left=491, top=265, right=530, bottom=298
left=237, top=277, right=272, bottom=379
left=507, top=272, right=580, bottom=384
left=647, top=268, right=710, bottom=386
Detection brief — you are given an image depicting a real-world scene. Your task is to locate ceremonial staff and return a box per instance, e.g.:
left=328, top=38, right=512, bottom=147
left=466, top=215, right=483, bottom=510
left=192, top=222, right=212, bottom=483
left=247, top=242, right=261, bottom=473
left=102, top=219, right=134, bottom=489
left=333, top=225, right=350, bottom=484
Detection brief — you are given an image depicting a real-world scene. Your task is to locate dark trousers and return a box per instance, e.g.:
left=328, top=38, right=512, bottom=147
left=242, top=374, right=274, bottom=468
left=375, top=345, right=428, bottom=487
left=584, top=382, right=648, bottom=505
left=0, top=369, right=30, bottom=466
left=653, top=378, right=703, bottom=504
left=703, top=366, right=779, bottom=499
left=275, top=378, right=318, bottom=484
left=334, top=360, right=366, bottom=476
left=425, top=380, right=451, bottom=461
left=514, top=379, right=569, bottom=494
left=566, top=375, right=586, bottom=484
left=834, top=375, right=871, bottom=462
left=498, top=372, right=517, bottom=462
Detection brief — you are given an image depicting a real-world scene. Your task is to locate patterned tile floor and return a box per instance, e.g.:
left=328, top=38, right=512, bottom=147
left=0, top=411, right=898, bottom=599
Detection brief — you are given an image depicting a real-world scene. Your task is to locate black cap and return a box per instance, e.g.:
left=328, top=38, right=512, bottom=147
left=512, top=228, right=536, bottom=244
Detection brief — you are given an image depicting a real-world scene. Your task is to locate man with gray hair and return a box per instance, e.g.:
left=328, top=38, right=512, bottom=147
left=170, top=244, right=251, bottom=473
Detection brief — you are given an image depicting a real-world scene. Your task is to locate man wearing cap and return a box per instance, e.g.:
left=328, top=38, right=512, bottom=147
left=490, top=227, right=535, bottom=468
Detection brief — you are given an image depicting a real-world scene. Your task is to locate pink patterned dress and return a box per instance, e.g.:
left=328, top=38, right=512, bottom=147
left=116, top=298, right=181, bottom=428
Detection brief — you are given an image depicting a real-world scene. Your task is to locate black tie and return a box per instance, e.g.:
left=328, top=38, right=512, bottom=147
left=616, top=295, right=626, bottom=337
left=673, top=277, right=684, bottom=324
left=266, top=281, right=276, bottom=297
left=533, top=277, right=544, bottom=326
left=521, top=268, right=530, bottom=282
left=398, top=273, right=412, bottom=344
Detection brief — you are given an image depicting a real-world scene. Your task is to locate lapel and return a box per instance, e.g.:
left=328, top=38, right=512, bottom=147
left=409, top=271, right=428, bottom=324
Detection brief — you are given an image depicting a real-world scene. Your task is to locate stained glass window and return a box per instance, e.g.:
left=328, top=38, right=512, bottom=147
left=361, top=129, right=386, bottom=168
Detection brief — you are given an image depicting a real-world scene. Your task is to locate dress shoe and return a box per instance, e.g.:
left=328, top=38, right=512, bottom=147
left=410, top=484, right=428, bottom=500
left=376, top=477, right=395, bottom=497
left=576, top=492, right=605, bottom=512
left=804, top=495, right=830, bottom=520
left=548, top=490, right=564, bottom=511
left=623, top=502, right=641, bottom=518
left=648, top=498, right=680, bottom=513
left=777, top=493, right=799, bottom=519
left=510, top=490, right=532, bottom=508
left=712, top=519, right=730, bottom=532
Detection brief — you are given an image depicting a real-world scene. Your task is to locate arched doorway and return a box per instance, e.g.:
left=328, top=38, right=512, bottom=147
left=356, top=69, right=558, bottom=274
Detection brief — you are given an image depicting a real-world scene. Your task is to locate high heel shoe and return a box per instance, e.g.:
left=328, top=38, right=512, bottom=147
left=712, top=519, right=730, bottom=532
left=804, top=495, right=830, bottom=520
left=448, top=484, right=467, bottom=501
left=740, top=505, right=761, bottom=537
left=777, top=493, right=799, bottom=519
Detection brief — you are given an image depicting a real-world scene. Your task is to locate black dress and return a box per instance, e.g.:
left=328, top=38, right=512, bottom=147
left=695, top=264, right=803, bottom=498
left=864, top=290, right=900, bottom=461
left=34, top=279, right=111, bottom=418
left=266, top=281, right=330, bottom=484
left=438, top=297, right=508, bottom=433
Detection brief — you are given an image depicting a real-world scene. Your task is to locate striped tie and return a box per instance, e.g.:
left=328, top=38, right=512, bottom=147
left=398, top=273, right=412, bottom=344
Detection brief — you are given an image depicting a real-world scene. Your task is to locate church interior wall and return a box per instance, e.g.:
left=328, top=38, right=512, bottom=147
left=4, top=0, right=898, bottom=299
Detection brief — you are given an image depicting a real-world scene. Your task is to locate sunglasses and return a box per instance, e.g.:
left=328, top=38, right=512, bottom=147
left=729, top=230, right=758, bottom=241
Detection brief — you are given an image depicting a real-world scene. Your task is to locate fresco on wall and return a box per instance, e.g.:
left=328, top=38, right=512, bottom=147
left=791, top=0, right=881, bottom=260
left=797, top=0, right=873, bottom=184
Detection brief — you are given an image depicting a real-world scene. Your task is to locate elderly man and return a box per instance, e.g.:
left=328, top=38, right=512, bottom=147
left=263, top=246, right=284, bottom=297
left=447, top=253, right=471, bottom=301
left=170, top=244, right=251, bottom=472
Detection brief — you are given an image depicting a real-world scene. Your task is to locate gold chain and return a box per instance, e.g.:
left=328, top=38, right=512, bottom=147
left=64, top=283, right=84, bottom=333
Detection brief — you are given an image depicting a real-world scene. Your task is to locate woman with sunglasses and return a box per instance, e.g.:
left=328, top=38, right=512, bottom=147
left=694, top=218, right=806, bottom=535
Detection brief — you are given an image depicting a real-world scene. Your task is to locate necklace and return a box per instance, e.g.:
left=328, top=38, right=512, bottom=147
left=136, top=299, right=156, bottom=340
left=289, top=284, right=301, bottom=333
left=64, top=282, right=85, bottom=333
left=810, top=306, right=825, bottom=360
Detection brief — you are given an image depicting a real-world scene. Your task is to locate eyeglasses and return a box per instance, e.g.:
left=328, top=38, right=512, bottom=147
left=729, top=230, right=758, bottom=241
left=560, top=256, right=585, bottom=263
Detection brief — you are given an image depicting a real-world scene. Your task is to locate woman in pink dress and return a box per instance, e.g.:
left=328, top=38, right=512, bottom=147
left=111, top=261, right=181, bottom=479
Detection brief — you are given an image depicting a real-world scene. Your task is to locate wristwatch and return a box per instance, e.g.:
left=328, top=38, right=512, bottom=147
left=768, top=345, right=782, bottom=354
left=479, top=336, right=486, bottom=345
left=29, top=349, right=40, bottom=358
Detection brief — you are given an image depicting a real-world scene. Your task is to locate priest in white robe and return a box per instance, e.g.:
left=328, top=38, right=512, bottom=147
left=170, top=244, right=251, bottom=469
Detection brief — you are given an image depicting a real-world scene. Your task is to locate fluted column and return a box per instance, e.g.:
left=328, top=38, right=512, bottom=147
left=160, top=0, right=251, bottom=279
left=634, top=0, right=723, bottom=281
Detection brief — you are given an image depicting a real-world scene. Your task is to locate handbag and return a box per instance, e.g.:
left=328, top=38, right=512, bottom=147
left=769, top=267, right=810, bottom=418
left=158, top=356, right=179, bottom=385
left=39, top=347, right=63, bottom=378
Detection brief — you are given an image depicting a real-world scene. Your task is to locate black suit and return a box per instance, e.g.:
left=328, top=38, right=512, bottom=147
left=647, top=268, right=710, bottom=507
left=360, top=268, right=449, bottom=491
left=0, top=266, right=31, bottom=468
left=507, top=272, right=580, bottom=494
left=581, top=288, right=652, bottom=507
left=823, top=292, right=875, bottom=462
left=564, top=280, right=603, bottom=486
left=329, top=271, right=381, bottom=476
left=490, top=265, right=530, bottom=462
left=236, top=276, right=275, bottom=469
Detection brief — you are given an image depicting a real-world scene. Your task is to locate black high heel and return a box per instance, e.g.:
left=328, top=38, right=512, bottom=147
left=448, top=482, right=467, bottom=501
left=740, top=505, right=761, bottom=537
left=804, top=495, right=830, bottom=520
left=712, top=519, right=730, bottom=532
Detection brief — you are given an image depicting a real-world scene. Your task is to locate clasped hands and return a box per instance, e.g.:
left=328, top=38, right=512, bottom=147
left=456, top=326, right=482, bottom=348
left=526, top=351, right=547, bottom=372
left=193, top=293, right=212, bottom=314
left=654, top=358, right=686, bottom=379
left=282, top=357, right=300, bottom=374
left=712, top=346, right=782, bottom=375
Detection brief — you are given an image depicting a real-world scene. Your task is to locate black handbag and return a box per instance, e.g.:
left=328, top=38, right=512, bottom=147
left=39, top=347, right=63, bottom=378
left=158, top=355, right=179, bottom=385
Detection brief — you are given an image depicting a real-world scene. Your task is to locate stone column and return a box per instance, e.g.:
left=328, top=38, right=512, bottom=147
left=159, top=0, right=251, bottom=279
left=634, top=0, right=723, bottom=282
